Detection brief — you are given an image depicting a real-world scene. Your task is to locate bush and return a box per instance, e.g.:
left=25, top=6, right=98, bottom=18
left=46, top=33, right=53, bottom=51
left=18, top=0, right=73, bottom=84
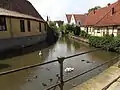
left=65, top=24, right=75, bottom=33
left=73, top=26, right=80, bottom=36
left=80, top=31, right=90, bottom=38
left=89, top=36, right=120, bottom=53
left=49, top=21, right=58, bottom=31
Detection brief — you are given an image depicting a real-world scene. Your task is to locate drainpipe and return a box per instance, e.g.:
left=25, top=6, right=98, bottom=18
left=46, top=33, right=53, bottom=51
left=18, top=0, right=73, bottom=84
left=9, top=17, right=13, bottom=38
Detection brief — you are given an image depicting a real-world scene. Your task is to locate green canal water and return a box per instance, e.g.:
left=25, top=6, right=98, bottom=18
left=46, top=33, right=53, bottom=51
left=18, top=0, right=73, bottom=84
left=0, top=37, right=118, bottom=90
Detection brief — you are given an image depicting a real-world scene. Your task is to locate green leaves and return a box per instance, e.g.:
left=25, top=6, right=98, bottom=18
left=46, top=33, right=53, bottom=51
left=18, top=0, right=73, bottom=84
left=89, top=36, right=120, bottom=53
left=49, top=21, right=58, bottom=31
left=73, top=26, right=80, bottom=36
left=88, top=6, right=101, bottom=12
left=80, top=31, right=90, bottom=38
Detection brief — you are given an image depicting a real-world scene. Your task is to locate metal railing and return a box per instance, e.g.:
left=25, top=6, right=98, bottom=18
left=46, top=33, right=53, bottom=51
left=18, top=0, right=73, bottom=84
left=0, top=48, right=119, bottom=90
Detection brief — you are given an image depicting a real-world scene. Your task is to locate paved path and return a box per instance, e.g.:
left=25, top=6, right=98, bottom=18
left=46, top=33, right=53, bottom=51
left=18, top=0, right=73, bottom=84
left=71, top=62, right=120, bottom=90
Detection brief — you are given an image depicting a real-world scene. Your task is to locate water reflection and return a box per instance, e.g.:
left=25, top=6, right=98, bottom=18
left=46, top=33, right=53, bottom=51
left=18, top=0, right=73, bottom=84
left=0, top=37, right=118, bottom=90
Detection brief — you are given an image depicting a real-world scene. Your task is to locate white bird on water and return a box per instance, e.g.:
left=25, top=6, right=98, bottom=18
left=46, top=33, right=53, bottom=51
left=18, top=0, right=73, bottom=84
left=64, top=67, right=74, bottom=73
left=39, top=51, right=42, bottom=55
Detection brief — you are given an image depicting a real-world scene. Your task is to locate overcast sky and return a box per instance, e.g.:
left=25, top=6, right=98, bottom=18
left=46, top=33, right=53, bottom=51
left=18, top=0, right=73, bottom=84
left=28, top=0, right=117, bottom=21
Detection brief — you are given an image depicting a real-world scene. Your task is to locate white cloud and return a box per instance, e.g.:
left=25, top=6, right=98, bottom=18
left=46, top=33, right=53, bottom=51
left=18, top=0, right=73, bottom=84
left=28, top=0, right=117, bottom=21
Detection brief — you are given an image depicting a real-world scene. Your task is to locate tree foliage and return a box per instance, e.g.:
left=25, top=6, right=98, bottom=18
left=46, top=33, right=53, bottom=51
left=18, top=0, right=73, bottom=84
left=80, top=31, right=90, bottom=38
left=88, top=6, right=101, bottom=12
left=65, top=24, right=75, bottom=33
left=49, top=21, right=58, bottom=30
left=73, top=26, right=80, bottom=36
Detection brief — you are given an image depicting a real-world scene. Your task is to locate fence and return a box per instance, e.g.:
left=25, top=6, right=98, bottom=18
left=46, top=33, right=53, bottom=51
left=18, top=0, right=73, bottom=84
left=0, top=48, right=119, bottom=90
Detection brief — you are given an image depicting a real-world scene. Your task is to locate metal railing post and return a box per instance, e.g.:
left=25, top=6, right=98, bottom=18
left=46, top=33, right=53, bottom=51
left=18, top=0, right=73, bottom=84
left=58, top=57, right=65, bottom=90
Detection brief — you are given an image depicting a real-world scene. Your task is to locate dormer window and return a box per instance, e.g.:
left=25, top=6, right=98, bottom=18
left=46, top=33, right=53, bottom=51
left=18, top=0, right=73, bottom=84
left=112, top=8, right=115, bottom=15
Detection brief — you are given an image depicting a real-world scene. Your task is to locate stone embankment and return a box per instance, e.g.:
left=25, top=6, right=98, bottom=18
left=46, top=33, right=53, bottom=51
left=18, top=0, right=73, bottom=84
left=70, top=35, right=89, bottom=43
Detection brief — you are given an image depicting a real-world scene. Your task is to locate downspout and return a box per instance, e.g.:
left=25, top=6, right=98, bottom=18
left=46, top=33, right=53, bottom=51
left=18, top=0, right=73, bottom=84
left=9, top=17, right=13, bottom=38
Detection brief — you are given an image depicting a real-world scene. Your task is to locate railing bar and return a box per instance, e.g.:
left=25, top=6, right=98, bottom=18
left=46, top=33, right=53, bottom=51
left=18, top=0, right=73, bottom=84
left=0, top=59, right=58, bottom=76
left=0, top=49, right=101, bottom=76
left=64, top=55, right=120, bottom=83
left=65, top=49, right=101, bottom=59
left=45, top=55, right=120, bottom=90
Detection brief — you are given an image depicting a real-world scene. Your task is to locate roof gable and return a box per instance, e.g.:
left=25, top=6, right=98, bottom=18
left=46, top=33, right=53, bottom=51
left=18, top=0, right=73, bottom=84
left=73, top=14, right=87, bottom=25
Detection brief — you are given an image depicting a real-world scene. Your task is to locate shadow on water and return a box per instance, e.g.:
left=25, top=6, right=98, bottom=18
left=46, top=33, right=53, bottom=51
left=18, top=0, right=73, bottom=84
left=0, top=41, right=57, bottom=60
left=0, top=64, right=11, bottom=69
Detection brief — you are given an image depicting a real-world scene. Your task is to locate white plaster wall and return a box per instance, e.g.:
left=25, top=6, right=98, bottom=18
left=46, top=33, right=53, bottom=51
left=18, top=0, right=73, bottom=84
left=109, top=29, right=113, bottom=35
left=113, top=29, right=117, bottom=36
left=70, top=15, right=76, bottom=24
left=81, top=26, right=120, bottom=37
left=94, top=29, right=102, bottom=36
left=81, top=27, right=85, bottom=31
left=114, top=29, right=117, bottom=33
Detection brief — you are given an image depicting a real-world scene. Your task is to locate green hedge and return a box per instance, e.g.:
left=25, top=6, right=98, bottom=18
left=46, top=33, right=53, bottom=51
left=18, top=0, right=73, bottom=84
left=80, top=31, right=90, bottom=38
left=89, top=36, right=120, bottom=53
left=73, top=26, right=80, bottom=36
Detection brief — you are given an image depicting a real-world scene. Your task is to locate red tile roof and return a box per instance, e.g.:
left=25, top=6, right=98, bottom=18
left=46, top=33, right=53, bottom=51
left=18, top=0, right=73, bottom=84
left=0, top=8, right=44, bottom=22
left=84, top=1, right=118, bottom=26
left=0, top=0, right=43, bottom=20
left=96, top=1, right=120, bottom=26
left=73, top=14, right=87, bottom=25
left=66, top=14, right=72, bottom=23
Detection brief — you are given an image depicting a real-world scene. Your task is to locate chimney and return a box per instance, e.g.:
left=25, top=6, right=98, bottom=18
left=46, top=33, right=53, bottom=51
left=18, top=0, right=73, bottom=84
left=112, top=7, right=115, bottom=15
left=47, top=16, right=49, bottom=21
left=93, top=9, right=96, bottom=14
left=107, top=3, right=110, bottom=6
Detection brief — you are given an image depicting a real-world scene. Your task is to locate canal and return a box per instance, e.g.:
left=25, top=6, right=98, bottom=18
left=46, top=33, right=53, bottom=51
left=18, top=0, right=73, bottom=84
left=0, top=37, right=118, bottom=90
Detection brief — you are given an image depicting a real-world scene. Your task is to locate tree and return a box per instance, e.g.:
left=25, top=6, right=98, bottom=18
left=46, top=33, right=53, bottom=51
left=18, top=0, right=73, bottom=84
left=65, top=24, right=75, bottom=33
left=88, top=6, right=101, bottom=12
left=59, top=24, right=66, bottom=34
left=49, top=21, right=58, bottom=30
left=74, top=26, right=81, bottom=36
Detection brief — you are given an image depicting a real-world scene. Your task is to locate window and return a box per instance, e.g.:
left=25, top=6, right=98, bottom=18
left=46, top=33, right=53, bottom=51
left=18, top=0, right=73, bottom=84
left=117, top=28, right=120, bottom=35
left=27, top=20, right=31, bottom=32
left=113, top=26, right=117, bottom=30
left=20, top=20, right=25, bottom=32
left=0, top=17, right=7, bottom=31
left=39, top=23, right=41, bottom=32
left=97, top=29, right=100, bottom=33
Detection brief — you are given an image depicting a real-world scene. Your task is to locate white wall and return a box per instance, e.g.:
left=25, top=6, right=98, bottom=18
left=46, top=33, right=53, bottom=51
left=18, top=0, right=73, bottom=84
left=81, top=26, right=119, bottom=37
left=80, top=27, right=85, bottom=31
left=70, top=15, right=76, bottom=24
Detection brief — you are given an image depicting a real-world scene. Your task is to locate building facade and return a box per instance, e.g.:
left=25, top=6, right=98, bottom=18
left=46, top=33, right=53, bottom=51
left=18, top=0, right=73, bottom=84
left=66, top=14, right=87, bottom=31
left=83, top=0, right=120, bottom=37
left=0, top=8, right=47, bottom=51
left=66, top=0, right=120, bottom=37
